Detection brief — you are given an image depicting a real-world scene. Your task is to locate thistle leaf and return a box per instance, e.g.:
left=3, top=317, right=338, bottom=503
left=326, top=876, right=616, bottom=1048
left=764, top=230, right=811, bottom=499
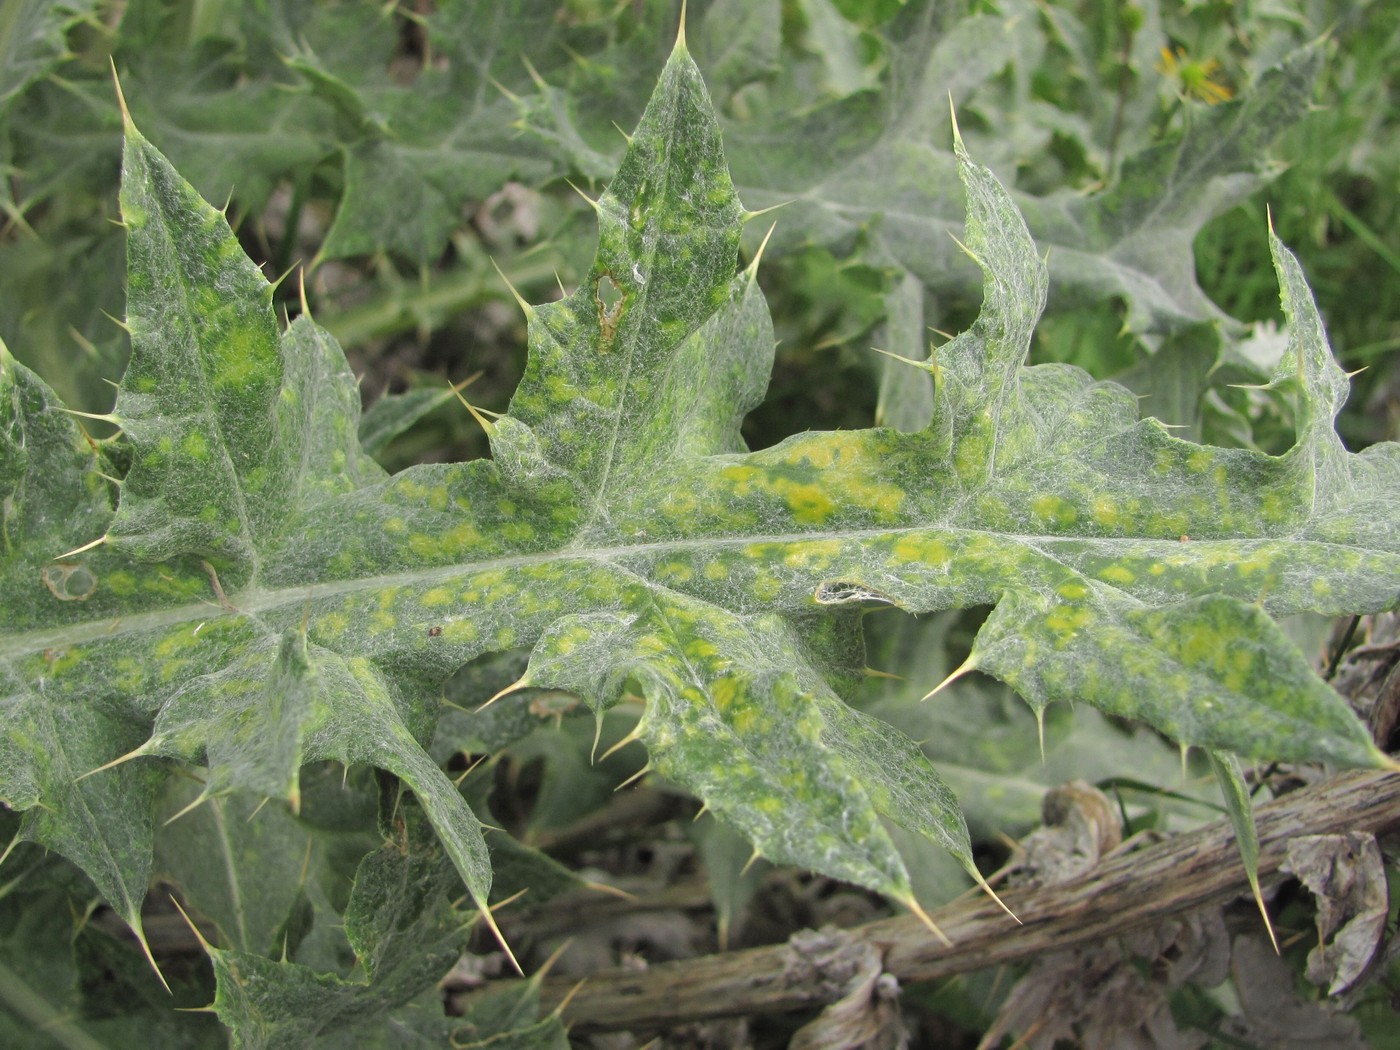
left=1208, top=749, right=1276, bottom=951
left=2, top=27, right=1396, bottom=962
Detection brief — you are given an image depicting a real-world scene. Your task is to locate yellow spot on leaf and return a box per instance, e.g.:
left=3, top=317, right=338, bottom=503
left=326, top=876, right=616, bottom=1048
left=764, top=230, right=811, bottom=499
left=318, top=612, right=349, bottom=637
left=1098, top=565, right=1136, bottom=586
left=1031, top=494, right=1077, bottom=527
left=711, top=676, right=739, bottom=709
left=1091, top=496, right=1120, bottom=528
left=753, top=573, right=782, bottom=602
left=182, top=431, right=209, bottom=461
left=442, top=620, right=478, bottom=643
left=731, top=706, right=759, bottom=734
left=783, top=483, right=835, bottom=525
left=422, top=587, right=454, bottom=608
left=686, top=639, right=718, bottom=660
left=1056, top=581, right=1088, bottom=601
left=1046, top=605, right=1092, bottom=636
left=660, top=561, right=694, bottom=582
left=891, top=535, right=950, bottom=565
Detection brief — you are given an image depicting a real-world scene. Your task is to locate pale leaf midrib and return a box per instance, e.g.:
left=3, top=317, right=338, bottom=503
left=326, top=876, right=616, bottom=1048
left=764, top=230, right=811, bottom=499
left=208, top=799, right=249, bottom=952
left=580, top=69, right=698, bottom=528
left=1, top=528, right=1385, bottom=662
left=137, top=142, right=261, bottom=572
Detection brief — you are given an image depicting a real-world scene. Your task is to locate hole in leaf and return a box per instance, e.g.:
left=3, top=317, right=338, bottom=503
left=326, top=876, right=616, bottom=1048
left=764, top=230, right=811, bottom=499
left=596, top=274, right=623, bottom=312
left=814, top=580, right=896, bottom=606
left=42, top=563, right=98, bottom=601
left=595, top=274, right=626, bottom=339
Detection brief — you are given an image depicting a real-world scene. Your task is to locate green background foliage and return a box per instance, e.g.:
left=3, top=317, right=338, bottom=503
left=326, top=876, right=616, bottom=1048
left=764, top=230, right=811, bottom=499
left=3, top=1, right=1399, bottom=1045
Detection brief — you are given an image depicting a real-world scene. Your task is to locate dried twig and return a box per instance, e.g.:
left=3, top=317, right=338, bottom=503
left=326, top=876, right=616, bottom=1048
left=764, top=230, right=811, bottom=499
left=476, top=769, right=1400, bottom=1034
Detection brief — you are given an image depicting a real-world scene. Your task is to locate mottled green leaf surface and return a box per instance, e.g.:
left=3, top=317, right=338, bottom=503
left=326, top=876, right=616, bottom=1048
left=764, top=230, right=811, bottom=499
left=0, top=844, right=225, bottom=1046
left=451, top=974, right=569, bottom=1050
left=525, top=0, right=1320, bottom=339
left=281, top=0, right=566, bottom=262
left=1208, top=749, right=1270, bottom=936
left=0, top=1, right=96, bottom=109
left=2, top=23, right=1398, bottom=1000
left=201, top=814, right=473, bottom=1048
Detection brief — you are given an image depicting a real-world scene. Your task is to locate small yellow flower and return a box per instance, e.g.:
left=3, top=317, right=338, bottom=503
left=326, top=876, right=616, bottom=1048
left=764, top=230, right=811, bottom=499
left=1156, top=46, right=1233, bottom=105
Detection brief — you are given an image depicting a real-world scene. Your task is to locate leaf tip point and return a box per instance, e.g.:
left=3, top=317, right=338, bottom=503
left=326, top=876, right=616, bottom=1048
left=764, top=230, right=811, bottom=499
left=744, top=222, right=778, bottom=281
left=109, top=58, right=134, bottom=130
left=74, top=745, right=146, bottom=783
left=297, top=267, right=312, bottom=319
left=676, top=0, right=688, bottom=51
left=99, top=309, right=132, bottom=335
left=740, top=848, right=763, bottom=877
left=920, top=656, right=976, bottom=702
left=904, top=895, right=952, bottom=948
left=946, top=231, right=983, bottom=269
left=62, top=407, right=121, bottom=427
left=163, top=791, right=212, bottom=827
left=268, top=261, right=299, bottom=303
left=536, top=938, right=572, bottom=982
left=615, top=763, right=651, bottom=792
left=55, top=534, right=108, bottom=560
left=948, top=93, right=963, bottom=150
left=493, top=887, right=529, bottom=913
left=519, top=53, right=548, bottom=91
left=1375, top=751, right=1400, bottom=775
left=565, top=179, right=601, bottom=214
left=869, top=346, right=935, bottom=376
left=583, top=879, right=636, bottom=901
left=597, top=727, right=643, bottom=764
left=970, top=867, right=1020, bottom=924
left=478, top=898, right=524, bottom=976
left=552, top=978, right=587, bottom=1019
left=131, top=912, right=174, bottom=994
left=742, top=200, right=791, bottom=224
left=452, top=752, right=490, bottom=788
left=169, top=896, right=213, bottom=958
left=451, top=382, right=500, bottom=439
left=477, top=674, right=528, bottom=712
left=490, top=257, right=535, bottom=318
left=489, top=72, right=520, bottom=103
left=861, top=665, right=904, bottom=681
left=1250, top=878, right=1279, bottom=954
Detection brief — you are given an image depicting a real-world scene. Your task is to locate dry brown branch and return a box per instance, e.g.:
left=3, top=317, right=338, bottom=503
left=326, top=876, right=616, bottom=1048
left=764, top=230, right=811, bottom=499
left=495, top=769, right=1400, bottom=1034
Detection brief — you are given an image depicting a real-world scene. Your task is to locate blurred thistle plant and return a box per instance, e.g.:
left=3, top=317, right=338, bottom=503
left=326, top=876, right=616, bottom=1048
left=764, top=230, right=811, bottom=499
left=1157, top=46, right=1234, bottom=104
